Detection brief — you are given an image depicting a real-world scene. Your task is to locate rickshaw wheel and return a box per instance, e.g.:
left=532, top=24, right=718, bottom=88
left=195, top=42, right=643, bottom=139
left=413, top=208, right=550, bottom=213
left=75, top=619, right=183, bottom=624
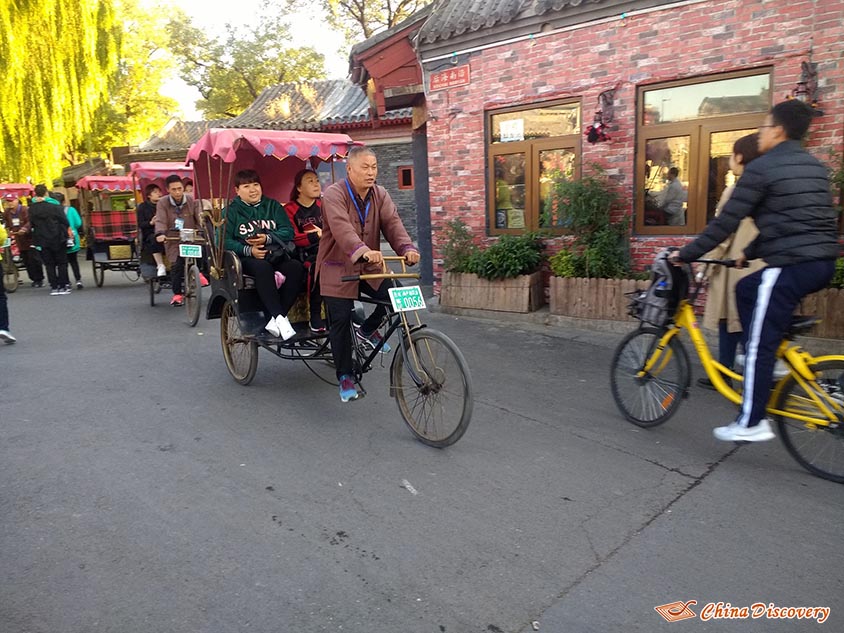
left=3, top=259, right=19, bottom=293
left=185, top=265, right=201, bottom=327
left=92, top=260, right=104, bottom=287
left=221, top=300, right=258, bottom=385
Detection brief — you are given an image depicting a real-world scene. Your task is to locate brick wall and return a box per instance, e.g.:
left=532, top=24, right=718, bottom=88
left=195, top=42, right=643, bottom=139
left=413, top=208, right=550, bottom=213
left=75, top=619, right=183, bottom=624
left=425, top=0, right=844, bottom=282
left=372, top=141, right=418, bottom=240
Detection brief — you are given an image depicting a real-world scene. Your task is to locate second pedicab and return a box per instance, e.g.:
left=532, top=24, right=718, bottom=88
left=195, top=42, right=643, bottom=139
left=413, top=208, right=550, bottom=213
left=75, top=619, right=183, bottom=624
left=1, top=183, right=34, bottom=293
left=187, top=128, right=473, bottom=447
left=76, top=175, right=140, bottom=286
left=129, top=161, right=202, bottom=315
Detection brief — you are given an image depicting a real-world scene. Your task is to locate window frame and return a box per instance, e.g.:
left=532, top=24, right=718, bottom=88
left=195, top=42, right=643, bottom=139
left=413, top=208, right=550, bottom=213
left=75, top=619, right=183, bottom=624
left=397, top=166, right=414, bottom=190
left=486, top=99, right=582, bottom=235
left=634, top=69, right=772, bottom=235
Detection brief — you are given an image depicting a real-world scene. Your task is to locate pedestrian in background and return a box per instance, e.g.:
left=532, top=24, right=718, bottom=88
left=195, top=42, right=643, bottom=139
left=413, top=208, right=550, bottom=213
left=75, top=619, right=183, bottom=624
left=0, top=220, right=17, bottom=343
left=29, top=184, right=71, bottom=295
left=3, top=192, right=44, bottom=287
left=53, top=192, right=84, bottom=289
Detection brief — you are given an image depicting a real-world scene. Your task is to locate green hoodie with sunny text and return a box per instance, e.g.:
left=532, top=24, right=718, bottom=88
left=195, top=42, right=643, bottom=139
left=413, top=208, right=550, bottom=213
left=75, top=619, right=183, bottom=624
left=223, top=195, right=295, bottom=258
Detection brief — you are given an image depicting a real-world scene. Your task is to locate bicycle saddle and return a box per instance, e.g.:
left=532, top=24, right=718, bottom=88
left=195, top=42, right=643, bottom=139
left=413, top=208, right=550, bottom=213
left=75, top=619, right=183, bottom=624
left=787, top=315, right=820, bottom=337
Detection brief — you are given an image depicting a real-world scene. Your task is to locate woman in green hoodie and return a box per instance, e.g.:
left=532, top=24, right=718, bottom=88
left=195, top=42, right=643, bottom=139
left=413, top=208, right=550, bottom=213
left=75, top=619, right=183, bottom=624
left=224, top=169, right=305, bottom=340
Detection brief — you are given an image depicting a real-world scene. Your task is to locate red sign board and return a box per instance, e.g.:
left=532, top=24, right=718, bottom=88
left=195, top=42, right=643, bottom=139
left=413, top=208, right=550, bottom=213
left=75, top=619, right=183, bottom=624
left=429, top=65, right=471, bottom=91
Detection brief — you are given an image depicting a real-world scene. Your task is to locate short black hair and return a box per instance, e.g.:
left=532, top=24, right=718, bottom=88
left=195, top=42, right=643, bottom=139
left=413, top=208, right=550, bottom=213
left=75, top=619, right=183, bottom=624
left=668, top=167, right=680, bottom=177
left=34, top=183, right=48, bottom=197
left=165, top=174, right=183, bottom=187
left=52, top=191, right=65, bottom=203
left=234, top=169, right=261, bottom=188
left=144, top=183, right=161, bottom=199
left=290, top=169, right=317, bottom=202
left=733, top=133, right=761, bottom=166
left=770, top=99, right=814, bottom=140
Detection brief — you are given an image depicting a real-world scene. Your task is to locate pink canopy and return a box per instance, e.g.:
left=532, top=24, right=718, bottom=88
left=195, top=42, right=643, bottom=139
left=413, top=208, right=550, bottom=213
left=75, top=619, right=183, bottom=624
left=0, top=183, right=34, bottom=200
left=185, top=128, right=358, bottom=203
left=76, top=175, right=137, bottom=193
left=130, top=161, right=194, bottom=196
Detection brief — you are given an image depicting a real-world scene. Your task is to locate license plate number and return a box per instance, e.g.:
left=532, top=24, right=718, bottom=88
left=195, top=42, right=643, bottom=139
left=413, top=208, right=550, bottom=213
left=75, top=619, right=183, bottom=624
left=179, top=244, right=202, bottom=259
left=389, top=285, right=426, bottom=312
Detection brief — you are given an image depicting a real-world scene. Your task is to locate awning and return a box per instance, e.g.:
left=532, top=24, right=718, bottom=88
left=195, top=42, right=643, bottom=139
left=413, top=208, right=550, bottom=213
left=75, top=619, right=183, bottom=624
left=0, top=183, right=34, bottom=199
left=129, top=162, right=193, bottom=182
left=75, top=176, right=137, bottom=192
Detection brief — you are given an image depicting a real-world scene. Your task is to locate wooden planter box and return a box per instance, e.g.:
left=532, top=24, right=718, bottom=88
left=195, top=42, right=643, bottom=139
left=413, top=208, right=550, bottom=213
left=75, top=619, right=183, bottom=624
left=550, top=276, right=649, bottom=321
left=798, top=288, right=844, bottom=339
left=440, top=271, right=544, bottom=313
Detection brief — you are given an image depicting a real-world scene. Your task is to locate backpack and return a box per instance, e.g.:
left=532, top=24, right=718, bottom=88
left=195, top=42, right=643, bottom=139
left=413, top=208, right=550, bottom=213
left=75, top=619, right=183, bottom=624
left=630, top=249, right=690, bottom=326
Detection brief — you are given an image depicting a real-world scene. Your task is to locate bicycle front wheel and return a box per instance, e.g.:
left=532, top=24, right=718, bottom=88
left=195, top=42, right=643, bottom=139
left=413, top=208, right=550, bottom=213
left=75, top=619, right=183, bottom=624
left=185, top=264, right=201, bottom=326
left=391, top=328, right=473, bottom=448
left=610, top=326, right=690, bottom=428
left=774, top=359, right=844, bottom=483
left=3, top=257, right=18, bottom=293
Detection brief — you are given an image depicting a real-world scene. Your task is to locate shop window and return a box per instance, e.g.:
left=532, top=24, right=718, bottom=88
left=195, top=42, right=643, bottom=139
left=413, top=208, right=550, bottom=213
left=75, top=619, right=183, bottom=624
left=398, top=166, right=414, bottom=190
left=487, top=100, right=581, bottom=234
left=636, top=69, right=771, bottom=235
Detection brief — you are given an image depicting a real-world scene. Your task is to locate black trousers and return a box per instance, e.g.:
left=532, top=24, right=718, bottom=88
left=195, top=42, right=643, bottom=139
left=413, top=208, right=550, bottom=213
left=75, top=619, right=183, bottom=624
left=67, top=251, right=81, bottom=282
left=241, top=256, right=305, bottom=318
left=23, top=248, right=44, bottom=283
left=39, top=244, right=69, bottom=289
left=325, top=281, right=391, bottom=380
left=0, top=272, right=8, bottom=330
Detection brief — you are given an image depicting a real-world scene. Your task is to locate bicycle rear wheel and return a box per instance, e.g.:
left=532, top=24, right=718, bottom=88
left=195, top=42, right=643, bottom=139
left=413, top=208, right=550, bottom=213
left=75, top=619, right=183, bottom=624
left=610, top=326, right=690, bottom=427
left=391, top=328, right=472, bottom=448
left=774, top=359, right=844, bottom=483
left=221, top=300, right=258, bottom=385
left=3, top=257, right=18, bottom=293
left=185, top=264, right=201, bottom=326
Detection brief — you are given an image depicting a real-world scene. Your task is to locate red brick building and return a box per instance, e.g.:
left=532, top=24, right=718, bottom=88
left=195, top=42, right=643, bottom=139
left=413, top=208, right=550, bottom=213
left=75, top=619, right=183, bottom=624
left=410, top=0, right=843, bottom=282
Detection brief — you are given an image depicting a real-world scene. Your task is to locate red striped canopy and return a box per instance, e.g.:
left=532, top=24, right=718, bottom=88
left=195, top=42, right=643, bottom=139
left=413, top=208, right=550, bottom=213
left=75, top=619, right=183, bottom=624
left=0, top=183, right=34, bottom=200
left=130, top=162, right=193, bottom=188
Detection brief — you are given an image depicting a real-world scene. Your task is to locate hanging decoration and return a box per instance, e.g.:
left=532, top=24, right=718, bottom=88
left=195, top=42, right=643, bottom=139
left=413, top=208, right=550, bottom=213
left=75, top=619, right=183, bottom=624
left=584, top=89, right=615, bottom=144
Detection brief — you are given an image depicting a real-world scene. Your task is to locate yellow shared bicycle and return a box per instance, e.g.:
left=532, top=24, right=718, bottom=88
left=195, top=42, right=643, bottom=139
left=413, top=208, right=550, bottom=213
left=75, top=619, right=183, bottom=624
left=610, top=256, right=844, bottom=483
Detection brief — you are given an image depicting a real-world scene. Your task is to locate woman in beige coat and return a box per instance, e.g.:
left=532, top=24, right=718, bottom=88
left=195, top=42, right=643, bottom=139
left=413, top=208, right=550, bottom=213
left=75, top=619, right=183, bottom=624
left=698, top=133, right=764, bottom=389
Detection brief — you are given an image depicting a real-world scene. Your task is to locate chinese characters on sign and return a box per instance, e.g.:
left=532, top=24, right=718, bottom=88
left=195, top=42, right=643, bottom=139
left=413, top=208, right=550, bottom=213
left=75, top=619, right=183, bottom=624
left=429, top=65, right=471, bottom=91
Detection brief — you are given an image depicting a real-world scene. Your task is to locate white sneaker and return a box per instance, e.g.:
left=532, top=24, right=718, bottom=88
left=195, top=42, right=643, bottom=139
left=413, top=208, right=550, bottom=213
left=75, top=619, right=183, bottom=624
left=0, top=329, right=16, bottom=344
left=264, top=317, right=282, bottom=338
left=156, top=264, right=167, bottom=277
left=713, top=419, right=775, bottom=442
left=274, top=315, right=296, bottom=341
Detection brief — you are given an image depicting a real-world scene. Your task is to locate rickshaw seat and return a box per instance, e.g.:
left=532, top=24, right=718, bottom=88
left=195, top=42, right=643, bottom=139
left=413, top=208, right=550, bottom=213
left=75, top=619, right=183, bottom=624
left=223, top=250, right=256, bottom=291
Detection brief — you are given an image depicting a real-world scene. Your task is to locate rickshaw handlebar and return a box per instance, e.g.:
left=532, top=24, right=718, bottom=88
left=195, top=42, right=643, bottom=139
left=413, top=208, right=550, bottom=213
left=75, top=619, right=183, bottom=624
left=341, top=255, right=421, bottom=282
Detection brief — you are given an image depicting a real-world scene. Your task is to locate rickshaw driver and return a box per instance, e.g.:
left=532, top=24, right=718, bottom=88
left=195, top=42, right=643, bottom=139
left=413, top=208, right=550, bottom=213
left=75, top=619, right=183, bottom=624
left=317, top=145, right=419, bottom=403
left=155, top=175, right=203, bottom=306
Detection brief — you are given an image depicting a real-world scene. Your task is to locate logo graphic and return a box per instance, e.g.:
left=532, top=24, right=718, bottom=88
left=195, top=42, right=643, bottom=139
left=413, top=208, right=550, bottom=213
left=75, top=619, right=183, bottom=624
left=655, top=600, right=698, bottom=622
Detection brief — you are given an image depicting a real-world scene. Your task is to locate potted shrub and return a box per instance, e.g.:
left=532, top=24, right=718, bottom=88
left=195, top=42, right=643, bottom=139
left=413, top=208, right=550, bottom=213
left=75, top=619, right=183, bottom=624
left=439, top=219, right=546, bottom=313
left=547, top=166, right=648, bottom=320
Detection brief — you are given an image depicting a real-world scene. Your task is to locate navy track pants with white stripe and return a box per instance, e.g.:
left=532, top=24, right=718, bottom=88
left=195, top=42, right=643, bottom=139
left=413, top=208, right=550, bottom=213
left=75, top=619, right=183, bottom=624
left=734, top=260, right=835, bottom=428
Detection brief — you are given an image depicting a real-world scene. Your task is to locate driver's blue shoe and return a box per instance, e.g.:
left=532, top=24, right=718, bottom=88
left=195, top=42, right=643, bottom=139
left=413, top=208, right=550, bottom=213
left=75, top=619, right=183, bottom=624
left=339, top=375, right=360, bottom=402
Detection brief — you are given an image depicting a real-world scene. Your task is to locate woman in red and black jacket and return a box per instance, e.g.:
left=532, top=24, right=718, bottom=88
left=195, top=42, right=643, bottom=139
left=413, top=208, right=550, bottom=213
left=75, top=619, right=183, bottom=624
left=284, top=169, right=326, bottom=332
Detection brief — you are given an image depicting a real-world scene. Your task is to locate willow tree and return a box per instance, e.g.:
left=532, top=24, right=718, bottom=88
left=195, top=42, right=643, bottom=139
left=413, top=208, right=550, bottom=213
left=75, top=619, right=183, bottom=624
left=0, top=0, right=120, bottom=182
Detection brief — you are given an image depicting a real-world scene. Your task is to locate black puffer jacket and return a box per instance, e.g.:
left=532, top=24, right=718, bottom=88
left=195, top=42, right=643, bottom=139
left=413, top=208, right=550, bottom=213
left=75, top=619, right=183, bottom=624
left=680, top=140, right=839, bottom=266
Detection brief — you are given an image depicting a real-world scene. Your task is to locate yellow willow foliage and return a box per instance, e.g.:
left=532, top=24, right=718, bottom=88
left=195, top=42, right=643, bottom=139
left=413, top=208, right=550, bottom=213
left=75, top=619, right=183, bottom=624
left=0, top=0, right=120, bottom=182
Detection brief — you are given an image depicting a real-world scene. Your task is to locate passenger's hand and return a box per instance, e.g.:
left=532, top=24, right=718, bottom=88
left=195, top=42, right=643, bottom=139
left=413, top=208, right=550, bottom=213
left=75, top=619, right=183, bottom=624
left=251, top=245, right=268, bottom=259
left=361, top=250, right=382, bottom=264
left=404, top=251, right=420, bottom=265
left=156, top=234, right=166, bottom=243
left=149, top=218, right=155, bottom=226
left=668, top=249, right=683, bottom=266
left=246, top=235, right=266, bottom=246
left=306, top=227, right=322, bottom=239
left=734, top=254, right=747, bottom=269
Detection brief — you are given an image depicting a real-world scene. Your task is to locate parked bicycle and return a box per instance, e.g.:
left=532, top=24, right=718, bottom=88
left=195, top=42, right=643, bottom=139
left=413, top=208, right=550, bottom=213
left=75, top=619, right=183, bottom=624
left=610, top=254, right=844, bottom=483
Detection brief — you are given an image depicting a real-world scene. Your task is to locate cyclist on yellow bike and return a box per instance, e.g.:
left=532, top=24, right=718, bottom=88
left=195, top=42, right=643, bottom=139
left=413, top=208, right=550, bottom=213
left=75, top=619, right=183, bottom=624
left=671, top=100, right=839, bottom=443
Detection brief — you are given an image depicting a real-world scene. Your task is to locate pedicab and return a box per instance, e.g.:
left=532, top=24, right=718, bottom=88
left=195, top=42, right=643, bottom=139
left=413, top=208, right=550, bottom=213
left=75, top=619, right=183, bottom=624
left=76, top=175, right=140, bottom=286
left=187, top=128, right=473, bottom=447
left=1, top=184, right=33, bottom=292
left=129, top=161, right=201, bottom=313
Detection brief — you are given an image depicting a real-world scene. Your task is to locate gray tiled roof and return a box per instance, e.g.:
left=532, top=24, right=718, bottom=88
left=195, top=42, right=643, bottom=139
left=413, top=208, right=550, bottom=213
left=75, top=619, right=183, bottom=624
left=138, top=119, right=228, bottom=152
left=58, top=158, right=108, bottom=187
left=223, top=79, right=411, bottom=130
left=350, top=4, right=433, bottom=57
left=419, top=0, right=633, bottom=44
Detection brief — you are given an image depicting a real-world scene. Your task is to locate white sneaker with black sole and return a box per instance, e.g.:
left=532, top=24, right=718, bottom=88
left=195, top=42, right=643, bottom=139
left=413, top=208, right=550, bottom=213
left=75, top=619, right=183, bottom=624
left=713, top=418, right=775, bottom=442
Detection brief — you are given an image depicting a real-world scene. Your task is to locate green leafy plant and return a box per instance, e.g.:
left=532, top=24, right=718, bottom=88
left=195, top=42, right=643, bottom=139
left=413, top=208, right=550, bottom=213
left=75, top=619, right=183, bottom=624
left=472, top=233, right=545, bottom=280
left=441, top=218, right=479, bottom=274
left=548, top=165, right=631, bottom=279
left=829, top=257, right=844, bottom=289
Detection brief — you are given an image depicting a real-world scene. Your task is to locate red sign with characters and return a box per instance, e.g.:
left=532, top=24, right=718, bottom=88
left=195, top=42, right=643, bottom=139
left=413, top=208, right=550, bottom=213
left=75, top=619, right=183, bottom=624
left=429, top=65, right=471, bottom=91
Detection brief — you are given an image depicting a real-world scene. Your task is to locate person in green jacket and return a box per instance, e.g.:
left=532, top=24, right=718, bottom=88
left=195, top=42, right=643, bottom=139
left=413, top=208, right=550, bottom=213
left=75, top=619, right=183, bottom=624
left=53, top=192, right=84, bottom=289
left=224, top=169, right=305, bottom=340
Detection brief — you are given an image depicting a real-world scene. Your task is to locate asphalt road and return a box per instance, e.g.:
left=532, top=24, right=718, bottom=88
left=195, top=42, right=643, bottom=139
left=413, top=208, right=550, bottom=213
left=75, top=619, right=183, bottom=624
left=1, top=267, right=842, bottom=633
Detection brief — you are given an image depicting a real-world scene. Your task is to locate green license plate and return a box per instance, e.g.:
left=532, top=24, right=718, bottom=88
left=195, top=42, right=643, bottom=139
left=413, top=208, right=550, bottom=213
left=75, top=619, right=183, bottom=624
left=179, top=244, right=202, bottom=259
left=2, top=238, right=10, bottom=248
left=389, top=285, right=426, bottom=312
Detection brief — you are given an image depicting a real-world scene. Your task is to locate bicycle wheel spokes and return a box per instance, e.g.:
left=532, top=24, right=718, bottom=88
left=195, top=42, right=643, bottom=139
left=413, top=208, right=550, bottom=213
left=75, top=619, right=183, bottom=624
left=610, top=327, right=689, bottom=428
left=392, top=329, right=472, bottom=448
left=221, top=301, right=258, bottom=385
left=776, top=360, right=844, bottom=483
